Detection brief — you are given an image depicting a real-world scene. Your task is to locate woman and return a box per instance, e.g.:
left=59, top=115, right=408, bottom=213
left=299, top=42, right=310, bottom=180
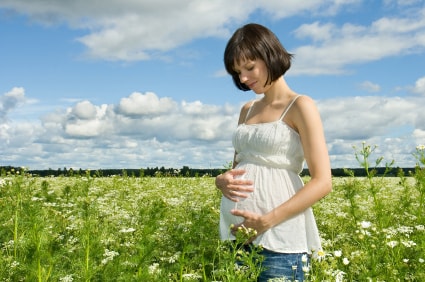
left=215, top=23, right=332, bottom=281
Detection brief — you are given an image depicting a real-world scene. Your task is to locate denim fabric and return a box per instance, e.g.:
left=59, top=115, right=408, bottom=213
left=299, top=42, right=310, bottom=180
left=258, top=249, right=308, bottom=282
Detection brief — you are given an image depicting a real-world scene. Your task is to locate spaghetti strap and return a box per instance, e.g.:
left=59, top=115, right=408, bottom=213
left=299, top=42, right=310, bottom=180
left=279, top=95, right=302, bottom=120
left=244, top=100, right=257, bottom=123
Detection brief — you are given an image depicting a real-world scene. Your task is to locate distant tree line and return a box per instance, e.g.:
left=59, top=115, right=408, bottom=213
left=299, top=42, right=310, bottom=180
left=0, top=165, right=416, bottom=178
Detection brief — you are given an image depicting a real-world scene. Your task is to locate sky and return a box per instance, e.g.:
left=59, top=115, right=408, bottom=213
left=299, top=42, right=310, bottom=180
left=1, top=0, right=425, bottom=170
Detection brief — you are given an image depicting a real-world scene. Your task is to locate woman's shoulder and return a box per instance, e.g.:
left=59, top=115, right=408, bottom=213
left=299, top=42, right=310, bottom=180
left=292, top=95, right=317, bottom=111
left=290, top=94, right=322, bottom=127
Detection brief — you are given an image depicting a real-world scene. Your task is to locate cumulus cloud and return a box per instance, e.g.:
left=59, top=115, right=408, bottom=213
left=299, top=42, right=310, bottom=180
left=412, top=76, right=425, bottom=95
left=0, top=0, right=363, bottom=62
left=319, top=96, right=417, bottom=141
left=70, top=100, right=98, bottom=120
left=0, top=87, right=26, bottom=123
left=117, top=92, right=176, bottom=116
left=291, top=6, right=425, bottom=75
left=0, top=83, right=423, bottom=170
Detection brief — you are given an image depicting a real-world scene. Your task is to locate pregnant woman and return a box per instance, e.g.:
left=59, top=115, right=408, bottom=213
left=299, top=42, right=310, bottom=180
left=215, top=23, right=332, bottom=281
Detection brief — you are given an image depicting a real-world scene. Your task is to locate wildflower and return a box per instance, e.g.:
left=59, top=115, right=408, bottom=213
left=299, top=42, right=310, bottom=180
left=360, top=221, right=372, bottom=229
left=101, top=249, right=119, bottom=265
left=416, top=144, right=425, bottom=151
left=316, top=250, right=326, bottom=261
left=334, top=270, right=346, bottom=282
left=403, top=259, right=409, bottom=263
left=343, top=258, right=350, bottom=265
left=301, top=254, right=308, bottom=263
left=59, top=275, right=74, bottom=282
left=401, top=240, right=416, bottom=247
left=334, top=250, right=342, bottom=257
left=419, top=258, right=424, bottom=263
left=387, top=241, right=398, bottom=248
left=168, top=251, right=181, bottom=263
left=119, top=227, right=136, bottom=233
left=148, top=263, right=161, bottom=275
left=181, top=273, right=202, bottom=280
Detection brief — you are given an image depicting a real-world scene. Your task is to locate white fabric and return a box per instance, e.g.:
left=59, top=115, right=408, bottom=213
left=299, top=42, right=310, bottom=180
left=219, top=96, right=322, bottom=254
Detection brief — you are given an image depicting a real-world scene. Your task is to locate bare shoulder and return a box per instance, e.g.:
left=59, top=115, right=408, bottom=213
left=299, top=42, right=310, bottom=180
left=292, top=95, right=320, bottom=116
left=238, top=100, right=256, bottom=124
left=241, top=100, right=254, bottom=111
left=288, top=95, right=322, bottom=131
left=294, top=95, right=316, bottom=108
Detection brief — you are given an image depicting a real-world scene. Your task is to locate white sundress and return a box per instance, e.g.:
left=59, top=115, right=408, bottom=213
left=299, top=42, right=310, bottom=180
left=219, top=95, right=322, bottom=254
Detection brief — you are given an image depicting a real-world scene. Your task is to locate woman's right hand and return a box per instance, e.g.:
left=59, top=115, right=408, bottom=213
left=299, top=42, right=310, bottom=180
left=215, top=169, right=254, bottom=202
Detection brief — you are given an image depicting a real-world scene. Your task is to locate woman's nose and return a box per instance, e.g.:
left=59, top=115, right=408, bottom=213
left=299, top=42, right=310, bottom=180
left=239, top=73, right=248, bottom=83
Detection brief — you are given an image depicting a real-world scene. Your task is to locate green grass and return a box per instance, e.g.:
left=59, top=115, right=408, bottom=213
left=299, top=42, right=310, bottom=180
left=1, top=145, right=424, bottom=281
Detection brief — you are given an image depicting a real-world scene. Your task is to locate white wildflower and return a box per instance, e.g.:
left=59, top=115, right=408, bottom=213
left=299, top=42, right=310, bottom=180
left=334, top=270, right=346, bottom=282
left=119, top=227, right=136, bottom=233
left=101, top=249, right=119, bottom=265
left=401, top=240, right=416, bottom=247
left=148, top=263, right=161, bottom=275
left=182, top=273, right=202, bottom=280
left=387, top=241, right=398, bottom=248
left=415, top=225, right=424, bottom=231
left=343, top=258, right=350, bottom=265
left=334, top=250, right=342, bottom=257
left=59, top=275, right=74, bottom=282
left=360, top=221, right=372, bottom=229
left=301, top=254, right=308, bottom=263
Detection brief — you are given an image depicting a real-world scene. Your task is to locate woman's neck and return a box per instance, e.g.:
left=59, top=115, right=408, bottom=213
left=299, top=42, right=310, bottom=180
left=262, top=77, right=296, bottom=104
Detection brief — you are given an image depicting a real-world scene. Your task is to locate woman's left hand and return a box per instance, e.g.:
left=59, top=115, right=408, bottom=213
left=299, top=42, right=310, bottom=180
left=230, top=209, right=270, bottom=242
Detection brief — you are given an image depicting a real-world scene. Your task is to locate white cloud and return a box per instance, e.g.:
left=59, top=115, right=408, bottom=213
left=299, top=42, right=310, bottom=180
left=117, top=92, right=176, bottom=116
left=359, top=81, right=381, bottom=93
left=291, top=7, right=425, bottom=75
left=0, top=87, right=26, bottom=123
left=0, top=0, right=363, bottom=62
left=412, top=76, right=425, bottom=95
left=0, top=83, right=423, bottom=170
left=71, top=100, right=98, bottom=119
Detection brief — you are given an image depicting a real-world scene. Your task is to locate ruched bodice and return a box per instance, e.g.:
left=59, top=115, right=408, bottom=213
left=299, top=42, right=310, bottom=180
left=219, top=95, right=322, bottom=254
left=233, top=120, right=304, bottom=173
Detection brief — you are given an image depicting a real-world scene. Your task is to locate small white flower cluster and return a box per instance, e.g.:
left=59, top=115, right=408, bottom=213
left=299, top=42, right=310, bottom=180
left=101, top=249, right=119, bottom=265
left=181, top=273, right=202, bottom=281
left=148, top=262, right=161, bottom=275
left=59, top=275, right=74, bottom=282
left=119, top=227, right=136, bottom=233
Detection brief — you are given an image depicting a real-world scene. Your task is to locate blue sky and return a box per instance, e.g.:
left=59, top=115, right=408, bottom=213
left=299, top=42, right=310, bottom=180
left=1, top=0, right=425, bottom=170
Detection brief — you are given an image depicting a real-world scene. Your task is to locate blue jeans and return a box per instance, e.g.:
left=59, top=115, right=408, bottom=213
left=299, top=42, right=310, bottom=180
left=258, top=249, right=308, bottom=282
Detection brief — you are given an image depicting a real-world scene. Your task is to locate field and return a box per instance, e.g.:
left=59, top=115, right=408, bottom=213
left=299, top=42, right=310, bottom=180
left=1, top=146, right=424, bottom=281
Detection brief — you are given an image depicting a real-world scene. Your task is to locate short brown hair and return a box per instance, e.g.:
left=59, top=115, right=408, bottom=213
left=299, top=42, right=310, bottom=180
left=224, top=23, right=293, bottom=91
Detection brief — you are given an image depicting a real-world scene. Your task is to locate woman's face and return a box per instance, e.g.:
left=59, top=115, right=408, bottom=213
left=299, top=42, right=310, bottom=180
left=233, top=58, right=270, bottom=94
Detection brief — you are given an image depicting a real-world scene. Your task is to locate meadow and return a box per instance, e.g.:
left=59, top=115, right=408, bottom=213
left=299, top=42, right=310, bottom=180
left=1, top=144, right=424, bottom=281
